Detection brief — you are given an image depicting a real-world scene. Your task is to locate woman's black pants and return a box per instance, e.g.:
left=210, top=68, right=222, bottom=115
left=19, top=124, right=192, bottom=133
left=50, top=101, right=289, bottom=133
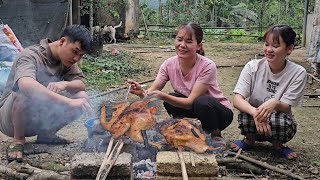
left=163, top=92, right=233, bottom=133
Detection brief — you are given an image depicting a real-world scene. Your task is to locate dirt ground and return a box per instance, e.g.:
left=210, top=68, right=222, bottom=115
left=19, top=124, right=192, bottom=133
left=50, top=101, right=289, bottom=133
left=1, top=41, right=320, bottom=179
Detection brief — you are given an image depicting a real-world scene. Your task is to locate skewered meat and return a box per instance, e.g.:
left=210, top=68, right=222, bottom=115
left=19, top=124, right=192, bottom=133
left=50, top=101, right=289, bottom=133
left=100, top=99, right=161, bottom=148
left=161, top=119, right=217, bottom=154
left=127, top=106, right=161, bottom=149
left=100, top=101, right=130, bottom=133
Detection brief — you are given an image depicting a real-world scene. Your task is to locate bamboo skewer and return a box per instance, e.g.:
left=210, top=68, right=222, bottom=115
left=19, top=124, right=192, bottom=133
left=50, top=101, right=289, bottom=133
left=101, top=140, right=124, bottom=180
left=96, top=137, right=114, bottom=180
left=95, top=138, right=124, bottom=180
left=189, top=152, right=195, bottom=167
left=124, top=84, right=131, bottom=101
left=177, top=147, right=189, bottom=180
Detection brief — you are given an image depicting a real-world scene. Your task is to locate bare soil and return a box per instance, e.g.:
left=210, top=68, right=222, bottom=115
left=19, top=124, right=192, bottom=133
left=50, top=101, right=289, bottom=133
left=1, top=41, right=320, bottom=179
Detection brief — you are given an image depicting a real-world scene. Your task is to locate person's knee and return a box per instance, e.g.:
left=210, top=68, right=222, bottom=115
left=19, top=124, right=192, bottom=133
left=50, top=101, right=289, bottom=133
left=163, top=101, right=173, bottom=112
left=12, top=93, right=30, bottom=112
left=193, top=96, right=209, bottom=111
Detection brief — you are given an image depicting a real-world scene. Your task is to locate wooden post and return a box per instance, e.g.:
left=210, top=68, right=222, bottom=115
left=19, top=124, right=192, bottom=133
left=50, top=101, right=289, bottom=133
left=69, top=0, right=73, bottom=25
left=140, top=8, right=149, bottom=39
left=72, top=0, right=81, bottom=24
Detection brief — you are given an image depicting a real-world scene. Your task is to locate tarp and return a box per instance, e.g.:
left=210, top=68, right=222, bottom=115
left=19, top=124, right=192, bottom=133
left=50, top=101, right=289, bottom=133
left=0, top=0, right=69, bottom=47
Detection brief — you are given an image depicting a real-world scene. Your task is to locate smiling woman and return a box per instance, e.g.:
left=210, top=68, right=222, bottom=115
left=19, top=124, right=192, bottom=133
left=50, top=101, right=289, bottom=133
left=231, top=24, right=307, bottom=160
left=128, top=22, right=233, bottom=151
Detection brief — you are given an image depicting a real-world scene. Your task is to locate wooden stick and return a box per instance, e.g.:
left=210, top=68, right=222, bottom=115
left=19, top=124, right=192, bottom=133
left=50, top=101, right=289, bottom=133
left=228, top=152, right=305, bottom=180
left=189, top=152, right=195, bottom=167
left=177, top=148, right=188, bottom=180
left=249, top=169, right=259, bottom=180
left=140, top=8, right=150, bottom=39
left=216, top=158, right=243, bottom=165
left=96, top=137, right=114, bottom=180
left=124, top=84, right=131, bottom=101
left=101, top=140, right=124, bottom=180
left=307, top=73, right=320, bottom=82
left=89, top=79, right=155, bottom=99
left=0, top=165, right=29, bottom=179
left=234, top=148, right=242, bottom=159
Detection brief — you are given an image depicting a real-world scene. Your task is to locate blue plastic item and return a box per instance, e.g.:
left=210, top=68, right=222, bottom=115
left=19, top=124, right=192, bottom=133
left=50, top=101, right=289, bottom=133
left=0, top=66, right=11, bottom=92
left=84, top=117, right=98, bottom=138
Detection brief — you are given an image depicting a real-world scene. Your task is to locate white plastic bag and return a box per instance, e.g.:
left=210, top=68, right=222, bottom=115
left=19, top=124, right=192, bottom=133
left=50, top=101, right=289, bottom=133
left=0, top=23, right=23, bottom=62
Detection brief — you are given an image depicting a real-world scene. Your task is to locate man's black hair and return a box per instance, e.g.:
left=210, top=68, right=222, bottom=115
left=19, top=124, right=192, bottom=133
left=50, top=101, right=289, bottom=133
left=60, top=25, right=92, bottom=52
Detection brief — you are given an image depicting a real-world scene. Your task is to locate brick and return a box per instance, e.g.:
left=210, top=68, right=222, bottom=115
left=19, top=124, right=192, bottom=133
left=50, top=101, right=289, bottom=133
left=156, top=151, right=218, bottom=177
left=70, top=152, right=132, bottom=179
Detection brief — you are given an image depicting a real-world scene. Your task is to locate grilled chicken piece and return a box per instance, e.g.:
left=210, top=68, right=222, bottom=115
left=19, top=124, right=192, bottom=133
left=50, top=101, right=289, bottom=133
left=161, top=119, right=217, bottom=154
left=126, top=99, right=149, bottom=111
left=100, top=101, right=130, bottom=133
left=100, top=99, right=161, bottom=148
left=128, top=106, right=161, bottom=149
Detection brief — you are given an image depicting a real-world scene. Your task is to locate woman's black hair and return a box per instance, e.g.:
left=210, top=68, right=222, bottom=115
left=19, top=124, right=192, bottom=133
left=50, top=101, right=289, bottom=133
left=263, top=24, right=296, bottom=47
left=177, top=22, right=205, bottom=56
left=60, top=25, right=92, bottom=52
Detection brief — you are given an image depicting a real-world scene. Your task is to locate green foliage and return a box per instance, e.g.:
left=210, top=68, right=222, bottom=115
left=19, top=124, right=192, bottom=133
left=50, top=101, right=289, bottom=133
left=141, top=0, right=304, bottom=31
left=81, top=0, right=124, bottom=19
left=137, top=0, right=305, bottom=45
left=80, top=51, right=146, bottom=90
left=312, top=160, right=320, bottom=167
left=140, top=1, right=159, bottom=24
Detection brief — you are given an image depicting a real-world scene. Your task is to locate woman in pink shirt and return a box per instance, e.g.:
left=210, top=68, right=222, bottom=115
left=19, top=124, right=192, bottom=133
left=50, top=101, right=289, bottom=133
left=128, top=22, right=233, bottom=150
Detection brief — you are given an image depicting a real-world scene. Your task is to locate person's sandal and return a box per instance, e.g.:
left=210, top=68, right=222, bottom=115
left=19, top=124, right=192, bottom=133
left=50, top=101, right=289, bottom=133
left=6, top=144, right=24, bottom=163
left=231, top=140, right=252, bottom=152
left=277, top=146, right=297, bottom=160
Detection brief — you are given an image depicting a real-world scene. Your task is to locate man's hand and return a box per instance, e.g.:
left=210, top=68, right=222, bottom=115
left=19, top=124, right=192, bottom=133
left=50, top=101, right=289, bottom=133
left=47, top=81, right=68, bottom=94
left=69, top=98, right=93, bottom=118
left=127, top=79, right=145, bottom=98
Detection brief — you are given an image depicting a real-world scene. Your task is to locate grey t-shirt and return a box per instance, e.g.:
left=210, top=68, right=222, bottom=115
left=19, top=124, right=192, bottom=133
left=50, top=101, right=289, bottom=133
left=233, top=58, right=307, bottom=108
left=0, top=39, right=84, bottom=107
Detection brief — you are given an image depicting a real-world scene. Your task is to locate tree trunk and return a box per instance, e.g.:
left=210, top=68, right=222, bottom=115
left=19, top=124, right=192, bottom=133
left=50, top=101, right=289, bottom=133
left=89, top=0, right=93, bottom=35
left=214, top=6, right=218, bottom=27
left=159, top=0, right=162, bottom=24
left=210, top=5, right=214, bottom=27
left=72, top=0, right=80, bottom=24
left=167, top=0, right=171, bottom=24
left=285, top=0, right=289, bottom=16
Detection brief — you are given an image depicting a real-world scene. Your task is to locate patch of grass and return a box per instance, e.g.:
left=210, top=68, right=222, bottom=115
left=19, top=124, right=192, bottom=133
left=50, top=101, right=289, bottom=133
left=80, top=51, right=146, bottom=90
left=312, top=160, right=320, bottom=167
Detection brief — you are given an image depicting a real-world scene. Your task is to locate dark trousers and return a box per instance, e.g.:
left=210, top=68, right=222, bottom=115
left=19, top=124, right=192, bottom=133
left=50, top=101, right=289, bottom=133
left=163, top=92, right=233, bottom=133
